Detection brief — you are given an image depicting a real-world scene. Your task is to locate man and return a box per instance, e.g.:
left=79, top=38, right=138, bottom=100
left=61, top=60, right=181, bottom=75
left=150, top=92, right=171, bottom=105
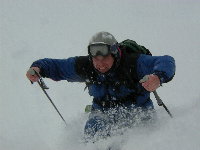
left=26, top=31, right=175, bottom=142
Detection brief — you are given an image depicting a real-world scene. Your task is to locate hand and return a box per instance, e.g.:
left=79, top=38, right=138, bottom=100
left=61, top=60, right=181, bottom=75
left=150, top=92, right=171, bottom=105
left=26, top=67, right=40, bottom=82
left=140, top=74, right=160, bottom=92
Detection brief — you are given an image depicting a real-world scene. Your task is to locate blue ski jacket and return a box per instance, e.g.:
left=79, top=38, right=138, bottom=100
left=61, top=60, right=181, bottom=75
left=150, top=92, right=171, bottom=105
left=31, top=54, right=175, bottom=110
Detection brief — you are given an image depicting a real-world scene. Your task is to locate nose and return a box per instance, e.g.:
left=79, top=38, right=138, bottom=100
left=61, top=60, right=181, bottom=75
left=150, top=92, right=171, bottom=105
left=93, top=56, right=102, bottom=64
left=96, top=59, right=106, bottom=67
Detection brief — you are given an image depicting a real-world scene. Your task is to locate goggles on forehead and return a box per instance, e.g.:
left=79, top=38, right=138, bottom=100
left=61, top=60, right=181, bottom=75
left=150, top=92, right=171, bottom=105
left=88, top=42, right=116, bottom=57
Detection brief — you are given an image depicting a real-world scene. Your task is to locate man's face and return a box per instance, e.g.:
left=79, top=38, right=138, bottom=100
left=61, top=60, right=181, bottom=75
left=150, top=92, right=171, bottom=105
left=92, top=54, right=114, bottom=73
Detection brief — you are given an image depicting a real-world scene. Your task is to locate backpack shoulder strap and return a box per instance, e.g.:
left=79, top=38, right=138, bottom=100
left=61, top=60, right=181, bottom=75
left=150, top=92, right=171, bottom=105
left=75, top=56, right=99, bottom=89
left=119, top=51, right=140, bottom=84
left=75, top=56, right=94, bottom=79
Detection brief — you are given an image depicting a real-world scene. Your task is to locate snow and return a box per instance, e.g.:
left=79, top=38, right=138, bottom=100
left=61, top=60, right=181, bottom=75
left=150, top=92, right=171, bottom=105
left=1, top=0, right=200, bottom=150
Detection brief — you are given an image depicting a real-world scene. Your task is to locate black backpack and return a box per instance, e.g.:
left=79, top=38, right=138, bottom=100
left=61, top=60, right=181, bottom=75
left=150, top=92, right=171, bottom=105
left=119, top=39, right=152, bottom=56
left=111, top=39, right=152, bottom=91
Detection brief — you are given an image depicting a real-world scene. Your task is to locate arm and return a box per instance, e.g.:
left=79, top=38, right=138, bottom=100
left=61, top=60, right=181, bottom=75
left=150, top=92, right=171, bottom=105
left=29, top=57, right=85, bottom=82
left=137, top=54, right=176, bottom=83
left=137, top=54, right=176, bottom=91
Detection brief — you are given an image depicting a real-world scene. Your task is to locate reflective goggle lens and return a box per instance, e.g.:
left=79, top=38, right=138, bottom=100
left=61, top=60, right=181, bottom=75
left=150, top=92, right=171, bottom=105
left=89, top=44, right=110, bottom=57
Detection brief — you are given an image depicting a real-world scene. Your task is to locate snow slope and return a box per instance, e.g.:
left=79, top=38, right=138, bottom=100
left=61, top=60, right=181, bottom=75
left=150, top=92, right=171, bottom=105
left=1, top=0, right=200, bottom=150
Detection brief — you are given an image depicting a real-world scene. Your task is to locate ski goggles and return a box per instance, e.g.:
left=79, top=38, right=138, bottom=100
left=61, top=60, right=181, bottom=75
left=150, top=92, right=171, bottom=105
left=88, top=42, right=116, bottom=57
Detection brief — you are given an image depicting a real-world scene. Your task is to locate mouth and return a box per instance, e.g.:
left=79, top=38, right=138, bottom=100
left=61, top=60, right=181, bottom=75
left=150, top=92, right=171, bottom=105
left=97, top=67, right=109, bottom=73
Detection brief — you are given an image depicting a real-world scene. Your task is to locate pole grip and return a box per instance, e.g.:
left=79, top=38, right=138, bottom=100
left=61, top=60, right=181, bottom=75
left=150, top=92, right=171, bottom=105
left=28, top=68, right=49, bottom=89
left=27, top=68, right=36, bottom=84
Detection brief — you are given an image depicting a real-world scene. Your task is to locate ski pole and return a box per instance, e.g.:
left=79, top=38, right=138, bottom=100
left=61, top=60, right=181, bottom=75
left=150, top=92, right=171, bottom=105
left=140, top=75, right=173, bottom=118
left=28, top=68, right=67, bottom=126
left=153, top=91, right=173, bottom=118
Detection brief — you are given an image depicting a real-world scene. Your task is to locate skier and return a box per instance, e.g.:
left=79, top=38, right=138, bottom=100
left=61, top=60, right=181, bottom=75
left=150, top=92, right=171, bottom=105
left=26, top=31, right=175, bottom=142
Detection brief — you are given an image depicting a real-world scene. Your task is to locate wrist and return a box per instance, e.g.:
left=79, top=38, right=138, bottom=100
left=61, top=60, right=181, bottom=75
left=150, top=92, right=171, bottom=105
left=153, top=71, right=166, bottom=85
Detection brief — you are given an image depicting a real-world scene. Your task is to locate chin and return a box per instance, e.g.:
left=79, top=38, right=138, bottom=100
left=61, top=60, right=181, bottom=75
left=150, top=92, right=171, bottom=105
left=98, top=69, right=109, bottom=73
left=100, top=71, right=107, bottom=73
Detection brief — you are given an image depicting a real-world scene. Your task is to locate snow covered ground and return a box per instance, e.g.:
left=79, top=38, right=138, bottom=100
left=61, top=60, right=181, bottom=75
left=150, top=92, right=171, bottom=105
left=1, top=0, right=200, bottom=150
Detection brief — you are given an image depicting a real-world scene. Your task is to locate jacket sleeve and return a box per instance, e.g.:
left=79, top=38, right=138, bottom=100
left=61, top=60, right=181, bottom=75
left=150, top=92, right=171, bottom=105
left=31, top=57, right=85, bottom=82
left=136, top=54, right=176, bottom=84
